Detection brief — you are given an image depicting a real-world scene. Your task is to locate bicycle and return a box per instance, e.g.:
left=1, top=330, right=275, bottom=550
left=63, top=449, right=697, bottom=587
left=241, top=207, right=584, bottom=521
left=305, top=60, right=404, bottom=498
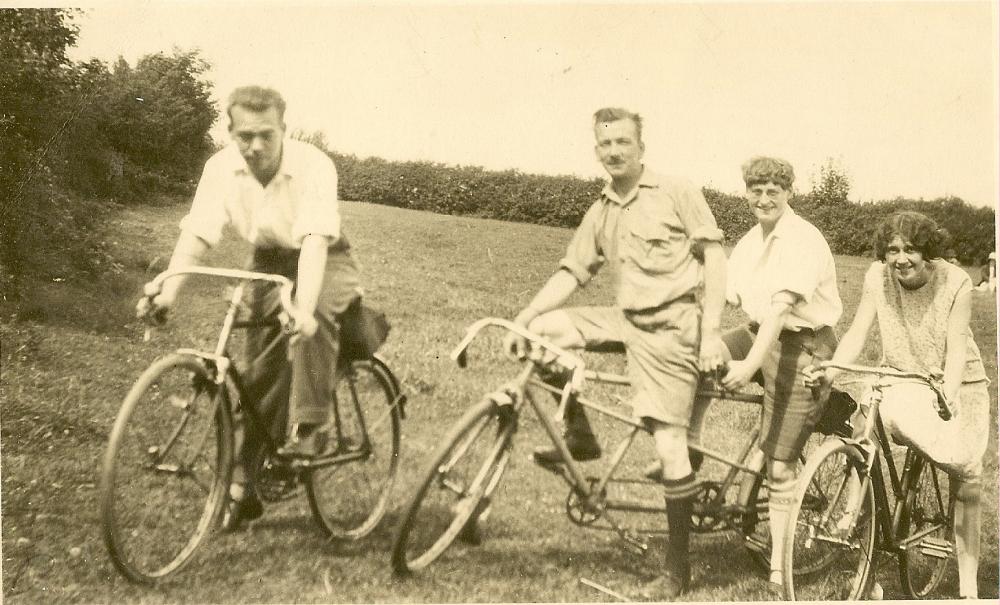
left=389, top=317, right=845, bottom=577
left=99, top=266, right=407, bottom=584
left=781, top=361, right=956, bottom=600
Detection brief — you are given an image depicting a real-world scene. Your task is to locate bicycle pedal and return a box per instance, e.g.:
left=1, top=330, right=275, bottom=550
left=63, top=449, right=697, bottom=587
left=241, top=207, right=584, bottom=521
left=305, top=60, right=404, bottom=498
left=917, top=537, right=953, bottom=559
left=621, top=533, right=649, bottom=555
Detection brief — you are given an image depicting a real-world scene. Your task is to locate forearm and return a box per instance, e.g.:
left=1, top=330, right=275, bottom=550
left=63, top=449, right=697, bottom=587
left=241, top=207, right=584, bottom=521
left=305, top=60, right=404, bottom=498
left=743, top=303, right=793, bottom=370
left=515, top=269, right=579, bottom=325
left=942, top=290, right=973, bottom=402
left=699, top=243, right=726, bottom=338
left=294, top=235, right=332, bottom=316
left=942, top=334, right=966, bottom=402
left=160, top=230, right=210, bottom=299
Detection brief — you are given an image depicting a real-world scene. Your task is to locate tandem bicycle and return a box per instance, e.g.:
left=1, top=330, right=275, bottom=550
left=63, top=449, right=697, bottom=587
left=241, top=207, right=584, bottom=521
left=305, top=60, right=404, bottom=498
left=390, top=317, right=848, bottom=578
left=99, top=266, right=406, bottom=584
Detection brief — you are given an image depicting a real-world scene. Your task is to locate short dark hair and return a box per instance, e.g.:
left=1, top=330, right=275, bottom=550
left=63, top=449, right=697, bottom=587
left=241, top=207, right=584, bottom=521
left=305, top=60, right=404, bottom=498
left=873, top=211, right=949, bottom=261
left=741, top=156, right=795, bottom=190
left=227, top=86, right=286, bottom=124
left=593, top=107, right=643, bottom=141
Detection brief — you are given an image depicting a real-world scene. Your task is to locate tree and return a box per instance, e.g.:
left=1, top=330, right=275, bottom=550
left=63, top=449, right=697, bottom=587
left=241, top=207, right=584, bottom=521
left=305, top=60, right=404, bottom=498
left=0, top=8, right=81, bottom=290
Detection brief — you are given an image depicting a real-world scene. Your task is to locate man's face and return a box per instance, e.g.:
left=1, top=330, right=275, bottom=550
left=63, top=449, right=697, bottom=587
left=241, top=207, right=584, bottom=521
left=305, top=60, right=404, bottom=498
left=594, top=119, right=644, bottom=182
left=745, top=180, right=791, bottom=228
left=229, top=105, right=285, bottom=181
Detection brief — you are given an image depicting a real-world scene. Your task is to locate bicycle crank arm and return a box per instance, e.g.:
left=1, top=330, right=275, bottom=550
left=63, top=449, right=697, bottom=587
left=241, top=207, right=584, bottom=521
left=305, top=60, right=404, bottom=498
left=602, top=512, right=649, bottom=555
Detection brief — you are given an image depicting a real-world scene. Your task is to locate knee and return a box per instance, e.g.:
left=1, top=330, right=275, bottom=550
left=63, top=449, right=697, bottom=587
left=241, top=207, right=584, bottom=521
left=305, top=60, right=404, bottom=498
left=529, top=311, right=581, bottom=348
left=654, top=427, right=691, bottom=479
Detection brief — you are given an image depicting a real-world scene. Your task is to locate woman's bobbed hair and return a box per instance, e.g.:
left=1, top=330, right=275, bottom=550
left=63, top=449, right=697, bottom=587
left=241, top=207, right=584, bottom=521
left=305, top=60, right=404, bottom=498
left=873, top=211, right=950, bottom=261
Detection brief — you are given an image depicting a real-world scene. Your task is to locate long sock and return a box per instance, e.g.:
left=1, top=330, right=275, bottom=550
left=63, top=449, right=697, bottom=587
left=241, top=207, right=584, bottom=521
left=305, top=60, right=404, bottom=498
left=768, top=478, right=796, bottom=584
left=662, top=473, right=698, bottom=592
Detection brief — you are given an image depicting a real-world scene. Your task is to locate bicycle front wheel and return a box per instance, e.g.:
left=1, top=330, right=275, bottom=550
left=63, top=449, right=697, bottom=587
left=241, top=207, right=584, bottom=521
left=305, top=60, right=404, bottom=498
left=390, top=398, right=515, bottom=575
left=898, top=456, right=953, bottom=598
left=99, top=353, right=233, bottom=584
left=305, top=358, right=402, bottom=540
left=782, top=439, right=876, bottom=601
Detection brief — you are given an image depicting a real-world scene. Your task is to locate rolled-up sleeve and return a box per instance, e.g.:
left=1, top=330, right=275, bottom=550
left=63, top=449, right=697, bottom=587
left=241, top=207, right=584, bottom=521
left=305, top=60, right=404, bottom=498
left=674, top=181, right=724, bottom=243
left=179, top=156, right=229, bottom=247
left=558, top=202, right=605, bottom=285
left=290, top=153, right=342, bottom=246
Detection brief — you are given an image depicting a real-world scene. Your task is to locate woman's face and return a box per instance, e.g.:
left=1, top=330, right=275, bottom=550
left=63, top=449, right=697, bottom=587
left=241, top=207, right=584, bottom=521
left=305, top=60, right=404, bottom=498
left=885, top=235, right=930, bottom=288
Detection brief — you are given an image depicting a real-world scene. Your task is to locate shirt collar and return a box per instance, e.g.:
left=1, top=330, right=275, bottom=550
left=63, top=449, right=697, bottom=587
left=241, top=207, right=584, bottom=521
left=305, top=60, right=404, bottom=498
left=771, top=206, right=798, bottom=237
left=601, top=166, right=659, bottom=205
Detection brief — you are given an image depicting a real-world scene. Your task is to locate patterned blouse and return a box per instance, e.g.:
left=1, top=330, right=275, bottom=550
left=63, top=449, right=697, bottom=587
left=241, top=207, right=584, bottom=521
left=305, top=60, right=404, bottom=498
left=864, top=259, right=987, bottom=383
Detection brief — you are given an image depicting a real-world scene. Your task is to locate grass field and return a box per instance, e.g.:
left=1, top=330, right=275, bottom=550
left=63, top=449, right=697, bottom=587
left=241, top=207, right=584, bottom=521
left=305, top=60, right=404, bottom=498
left=2, top=200, right=997, bottom=603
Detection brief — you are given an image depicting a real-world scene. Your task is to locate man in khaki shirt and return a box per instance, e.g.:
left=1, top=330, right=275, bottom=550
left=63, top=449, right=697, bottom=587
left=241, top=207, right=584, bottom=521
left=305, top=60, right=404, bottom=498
left=504, top=107, right=727, bottom=598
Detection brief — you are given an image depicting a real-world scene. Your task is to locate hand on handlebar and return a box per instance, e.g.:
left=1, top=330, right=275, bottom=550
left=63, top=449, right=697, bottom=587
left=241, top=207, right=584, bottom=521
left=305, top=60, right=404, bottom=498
left=697, top=334, right=726, bottom=373
left=135, top=282, right=175, bottom=326
left=800, top=364, right=830, bottom=389
left=801, top=363, right=834, bottom=404
left=721, top=359, right=757, bottom=391
left=287, top=311, right=318, bottom=348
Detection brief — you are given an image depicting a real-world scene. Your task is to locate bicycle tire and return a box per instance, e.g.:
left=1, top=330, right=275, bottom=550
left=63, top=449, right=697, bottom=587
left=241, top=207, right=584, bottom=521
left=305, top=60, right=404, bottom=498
left=305, top=358, right=402, bottom=540
left=782, top=439, right=877, bottom=601
left=390, top=398, right=515, bottom=575
left=100, top=353, right=233, bottom=584
left=898, top=456, right=953, bottom=598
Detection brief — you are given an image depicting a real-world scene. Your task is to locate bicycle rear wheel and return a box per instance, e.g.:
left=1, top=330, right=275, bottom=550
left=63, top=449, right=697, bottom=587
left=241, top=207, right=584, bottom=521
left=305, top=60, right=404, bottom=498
left=898, top=455, right=954, bottom=598
left=782, top=439, right=876, bottom=601
left=100, top=353, right=233, bottom=584
left=305, top=358, right=402, bottom=540
left=391, top=398, right=515, bottom=575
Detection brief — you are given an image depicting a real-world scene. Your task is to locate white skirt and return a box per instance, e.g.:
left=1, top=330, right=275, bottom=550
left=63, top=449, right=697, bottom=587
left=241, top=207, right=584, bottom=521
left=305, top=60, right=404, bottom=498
left=878, top=380, right=990, bottom=482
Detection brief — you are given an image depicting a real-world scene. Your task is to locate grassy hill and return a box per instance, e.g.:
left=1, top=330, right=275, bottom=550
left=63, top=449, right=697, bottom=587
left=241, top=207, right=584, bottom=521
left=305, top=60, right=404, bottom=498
left=2, top=200, right=997, bottom=603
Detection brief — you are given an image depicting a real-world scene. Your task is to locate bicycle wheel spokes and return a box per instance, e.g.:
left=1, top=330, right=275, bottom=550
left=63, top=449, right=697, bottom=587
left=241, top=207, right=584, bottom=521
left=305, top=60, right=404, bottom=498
left=306, top=360, right=401, bottom=540
left=391, top=399, right=514, bottom=575
left=783, top=441, right=876, bottom=600
left=898, top=459, right=953, bottom=598
left=100, top=354, right=232, bottom=584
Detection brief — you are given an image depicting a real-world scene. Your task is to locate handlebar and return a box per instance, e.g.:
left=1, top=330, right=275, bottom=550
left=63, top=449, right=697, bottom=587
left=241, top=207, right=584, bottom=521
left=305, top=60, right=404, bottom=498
left=450, top=317, right=756, bottom=402
left=141, top=266, right=298, bottom=330
left=818, top=361, right=953, bottom=421
left=450, top=317, right=588, bottom=388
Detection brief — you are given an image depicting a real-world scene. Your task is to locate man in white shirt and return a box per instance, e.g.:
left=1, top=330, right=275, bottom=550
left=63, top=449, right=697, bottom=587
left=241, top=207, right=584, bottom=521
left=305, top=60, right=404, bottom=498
left=136, top=86, right=362, bottom=530
left=717, top=156, right=842, bottom=588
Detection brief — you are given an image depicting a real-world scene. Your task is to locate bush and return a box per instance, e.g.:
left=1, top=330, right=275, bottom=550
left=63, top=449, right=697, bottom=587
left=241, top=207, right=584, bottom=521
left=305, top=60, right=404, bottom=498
left=328, top=149, right=995, bottom=264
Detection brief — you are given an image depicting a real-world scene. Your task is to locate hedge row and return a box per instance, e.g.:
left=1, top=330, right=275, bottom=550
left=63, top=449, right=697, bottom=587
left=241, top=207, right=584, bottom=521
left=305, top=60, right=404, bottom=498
left=329, top=152, right=996, bottom=265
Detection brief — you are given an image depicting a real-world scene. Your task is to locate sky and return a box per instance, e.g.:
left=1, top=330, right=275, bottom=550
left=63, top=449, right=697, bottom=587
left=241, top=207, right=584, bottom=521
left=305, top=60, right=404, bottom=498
left=54, top=1, right=1000, bottom=207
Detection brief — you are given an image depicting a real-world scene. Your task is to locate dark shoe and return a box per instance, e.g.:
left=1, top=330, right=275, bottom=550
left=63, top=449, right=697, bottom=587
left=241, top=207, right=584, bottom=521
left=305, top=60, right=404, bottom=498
left=642, top=449, right=705, bottom=481
left=532, top=436, right=602, bottom=465
left=221, top=492, right=263, bottom=532
left=637, top=571, right=688, bottom=600
left=452, top=496, right=489, bottom=545
left=276, top=424, right=328, bottom=458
